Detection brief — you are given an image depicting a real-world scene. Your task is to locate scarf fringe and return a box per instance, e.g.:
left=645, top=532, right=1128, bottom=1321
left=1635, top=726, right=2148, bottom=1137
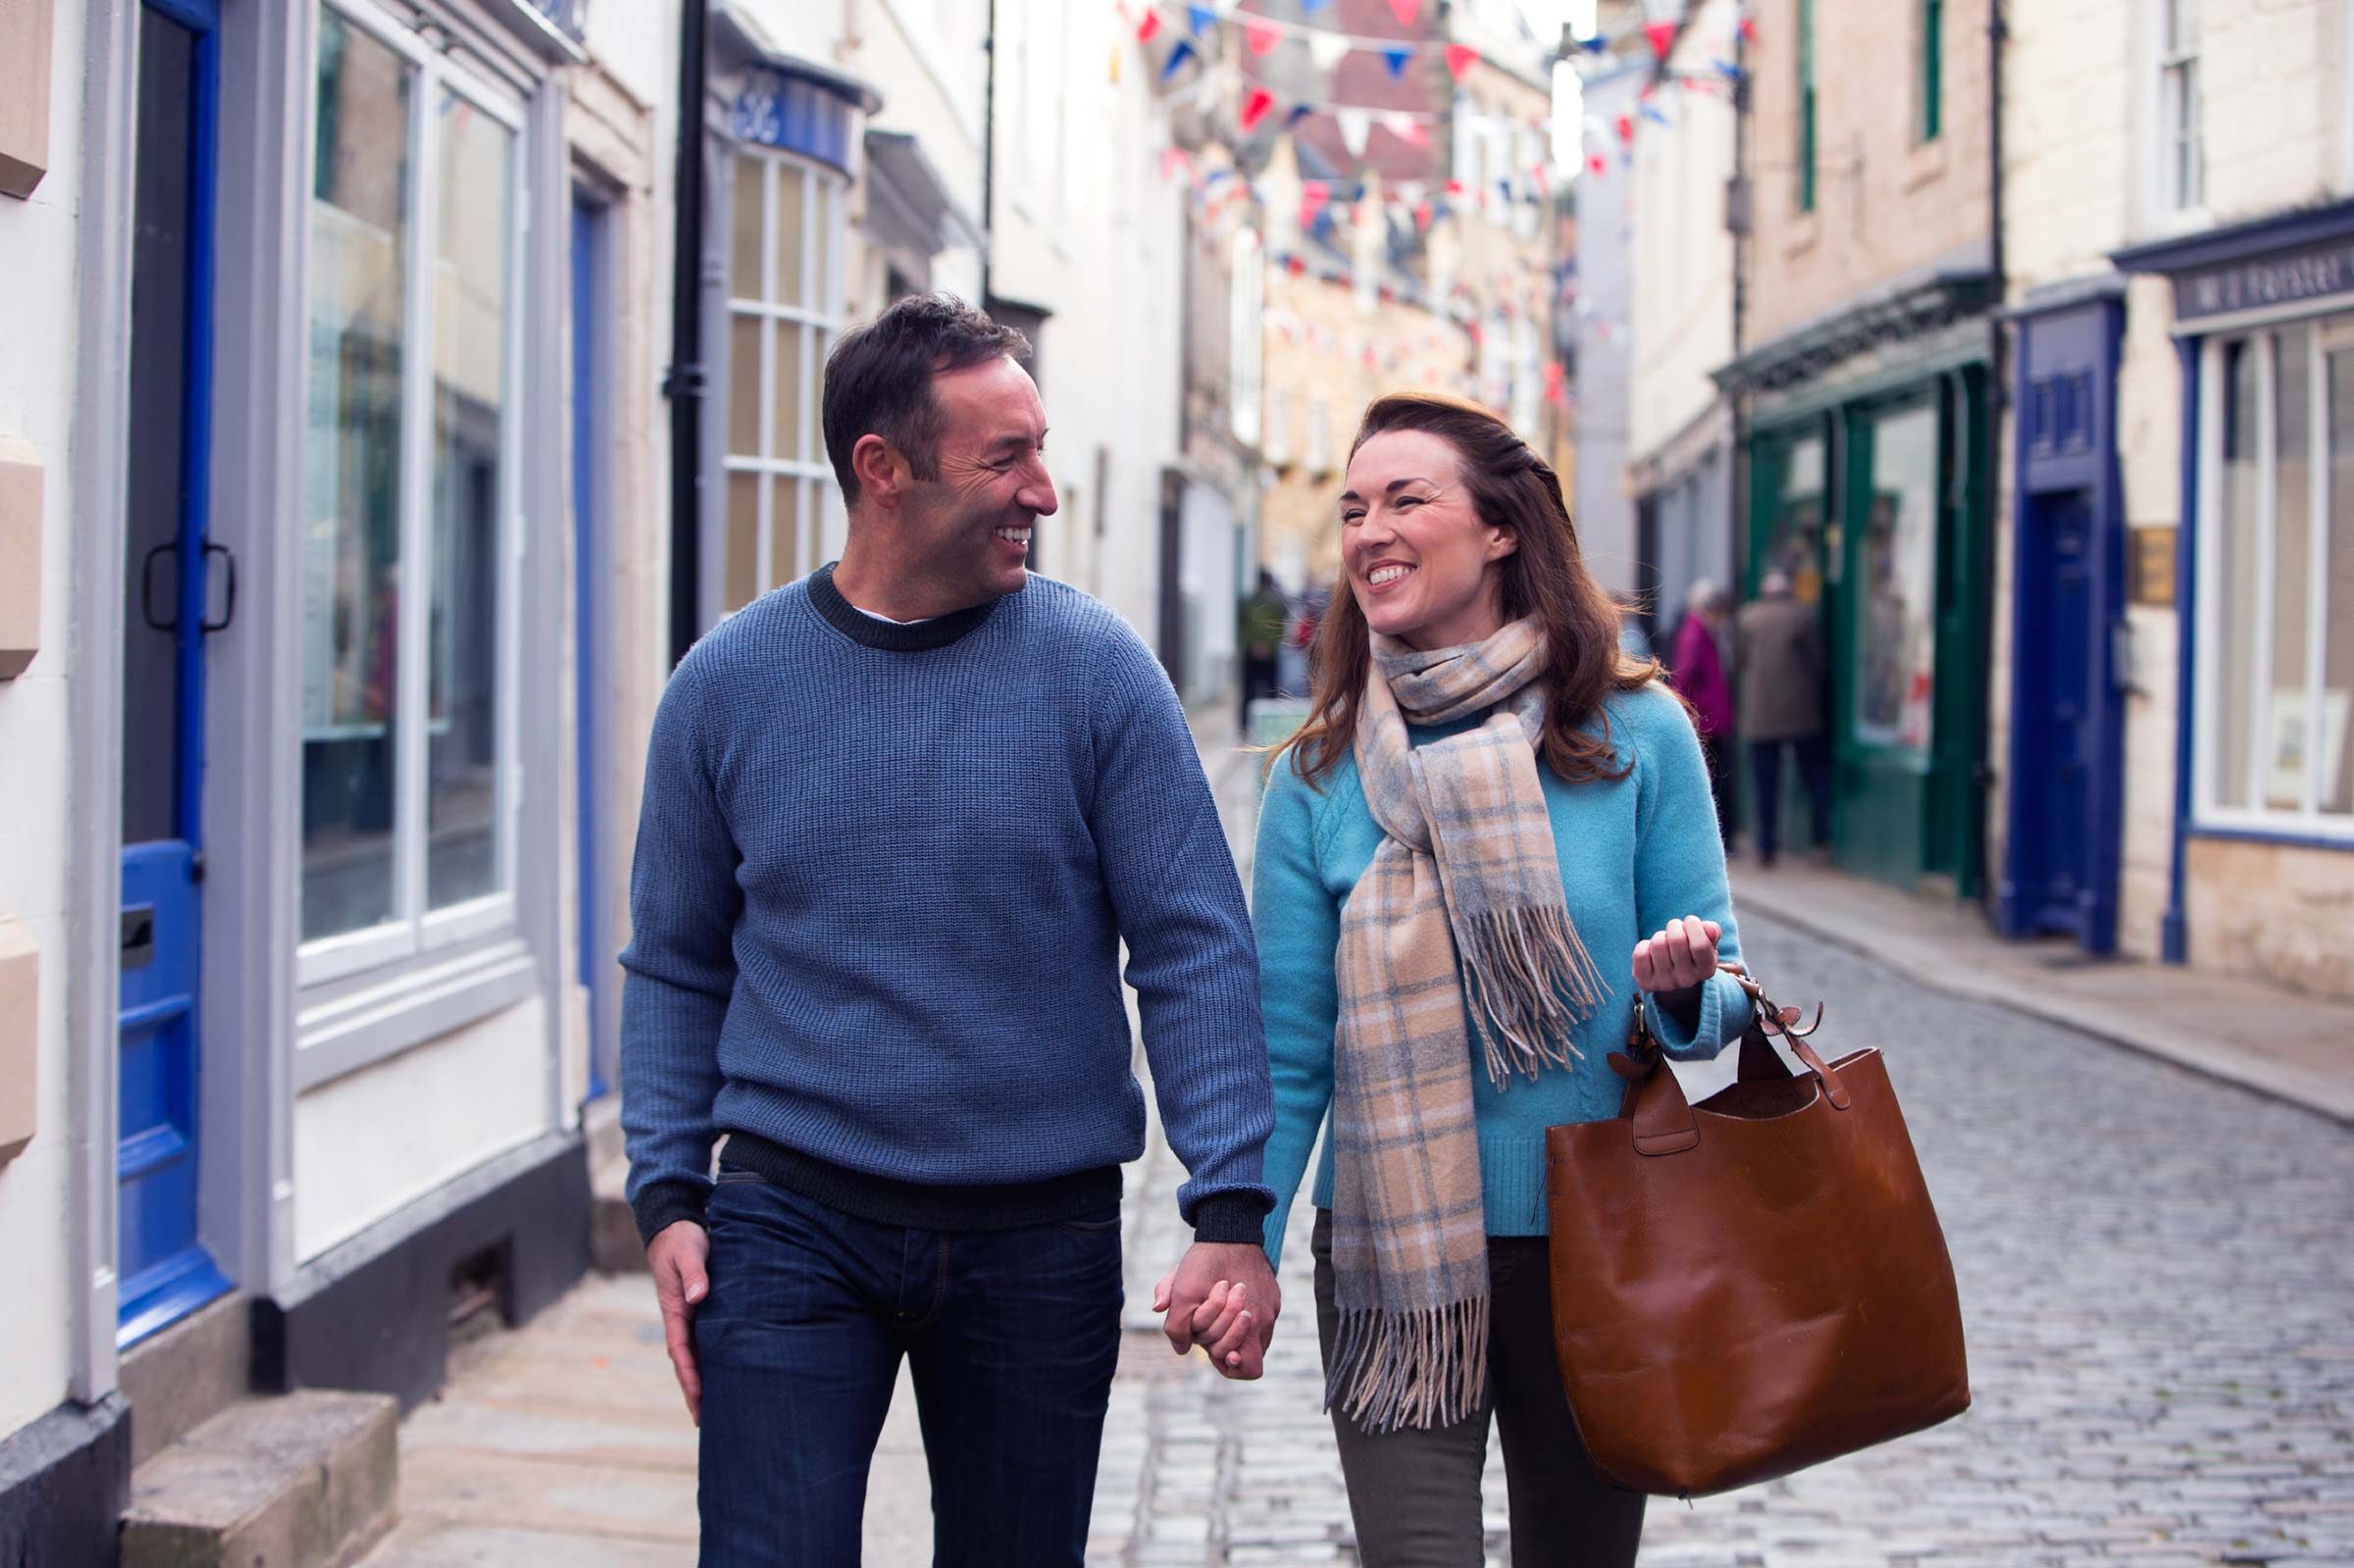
left=1457, top=905, right=1609, bottom=1087
left=1323, top=1296, right=1493, bottom=1435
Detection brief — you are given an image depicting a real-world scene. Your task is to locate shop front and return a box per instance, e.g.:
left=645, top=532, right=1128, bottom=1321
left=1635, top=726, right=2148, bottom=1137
left=2117, top=202, right=2354, bottom=999
left=1725, top=277, right=1995, bottom=897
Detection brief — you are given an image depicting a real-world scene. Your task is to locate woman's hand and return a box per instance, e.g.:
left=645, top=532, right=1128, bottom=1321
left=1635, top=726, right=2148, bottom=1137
left=1632, top=916, right=1722, bottom=1026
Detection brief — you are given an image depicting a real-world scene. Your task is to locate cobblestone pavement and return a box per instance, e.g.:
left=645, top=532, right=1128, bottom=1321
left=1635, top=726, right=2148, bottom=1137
left=1093, top=911, right=2354, bottom=1568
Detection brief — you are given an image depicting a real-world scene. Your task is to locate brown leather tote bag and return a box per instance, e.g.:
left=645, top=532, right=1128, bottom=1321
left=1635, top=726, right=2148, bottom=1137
left=1544, top=970, right=1970, bottom=1496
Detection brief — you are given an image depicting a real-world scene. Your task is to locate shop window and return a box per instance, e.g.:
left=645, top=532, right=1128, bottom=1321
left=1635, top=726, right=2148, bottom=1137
left=298, top=5, right=524, bottom=977
left=2157, top=0, right=2203, bottom=217
left=2200, top=320, right=2354, bottom=831
left=1855, top=404, right=1940, bottom=755
left=720, top=152, right=845, bottom=615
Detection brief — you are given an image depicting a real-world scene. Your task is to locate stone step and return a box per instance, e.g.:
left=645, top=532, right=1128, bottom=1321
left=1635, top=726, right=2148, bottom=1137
left=121, top=1391, right=399, bottom=1568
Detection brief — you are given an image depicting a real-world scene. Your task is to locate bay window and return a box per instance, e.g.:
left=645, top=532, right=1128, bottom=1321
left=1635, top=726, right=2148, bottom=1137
left=2198, top=318, right=2354, bottom=833
left=299, top=2, right=525, bottom=980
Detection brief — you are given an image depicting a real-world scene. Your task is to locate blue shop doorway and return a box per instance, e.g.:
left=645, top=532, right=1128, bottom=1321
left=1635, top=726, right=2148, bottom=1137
left=119, top=0, right=235, bottom=1345
left=2000, top=289, right=2128, bottom=954
left=573, top=191, right=617, bottom=1102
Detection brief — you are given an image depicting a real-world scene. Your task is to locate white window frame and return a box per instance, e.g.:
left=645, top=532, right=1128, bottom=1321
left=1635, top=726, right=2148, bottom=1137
left=1306, top=397, right=1333, bottom=477
left=2192, top=321, right=2354, bottom=841
left=2153, top=0, right=2205, bottom=224
left=297, top=0, right=531, bottom=989
left=713, top=149, right=848, bottom=622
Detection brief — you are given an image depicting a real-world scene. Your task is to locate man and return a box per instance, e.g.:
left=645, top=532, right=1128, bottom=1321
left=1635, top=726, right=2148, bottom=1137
left=620, top=294, right=1280, bottom=1566
left=1237, top=569, right=1288, bottom=733
left=1734, top=569, right=1832, bottom=866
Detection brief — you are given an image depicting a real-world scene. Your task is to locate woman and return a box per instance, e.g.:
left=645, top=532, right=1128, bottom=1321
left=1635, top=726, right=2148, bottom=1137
left=1668, top=579, right=1739, bottom=850
left=1201, top=393, right=1751, bottom=1566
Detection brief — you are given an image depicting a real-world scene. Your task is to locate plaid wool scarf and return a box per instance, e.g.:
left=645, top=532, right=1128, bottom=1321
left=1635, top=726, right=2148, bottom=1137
left=1326, top=618, right=1608, bottom=1432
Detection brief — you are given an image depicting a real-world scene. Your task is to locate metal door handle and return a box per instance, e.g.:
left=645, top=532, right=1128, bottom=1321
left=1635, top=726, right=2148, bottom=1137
left=141, top=543, right=178, bottom=632
left=202, top=541, right=236, bottom=634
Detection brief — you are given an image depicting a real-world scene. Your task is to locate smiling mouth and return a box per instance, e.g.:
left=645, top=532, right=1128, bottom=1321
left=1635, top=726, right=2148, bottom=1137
left=1364, top=563, right=1414, bottom=588
left=993, top=526, right=1033, bottom=548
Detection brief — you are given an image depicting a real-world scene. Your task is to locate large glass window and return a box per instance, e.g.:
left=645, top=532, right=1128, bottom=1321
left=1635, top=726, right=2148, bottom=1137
left=300, top=6, right=523, bottom=971
left=2201, top=317, right=2354, bottom=833
left=1855, top=404, right=1940, bottom=755
left=719, top=153, right=845, bottom=615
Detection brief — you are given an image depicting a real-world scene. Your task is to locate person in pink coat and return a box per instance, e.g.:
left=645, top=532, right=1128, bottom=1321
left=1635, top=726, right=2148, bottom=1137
left=1669, top=581, right=1738, bottom=850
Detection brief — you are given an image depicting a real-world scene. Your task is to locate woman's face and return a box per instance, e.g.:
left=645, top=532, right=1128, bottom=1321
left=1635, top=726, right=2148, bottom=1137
left=1339, top=430, right=1518, bottom=650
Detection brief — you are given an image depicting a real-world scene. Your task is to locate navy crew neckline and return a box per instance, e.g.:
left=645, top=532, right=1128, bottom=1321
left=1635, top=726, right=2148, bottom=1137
left=808, top=562, right=1004, bottom=651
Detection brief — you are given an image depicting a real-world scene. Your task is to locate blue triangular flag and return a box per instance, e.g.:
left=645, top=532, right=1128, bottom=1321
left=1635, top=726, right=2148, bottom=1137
left=1188, top=4, right=1216, bottom=36
left=1642, top=102, right=1672, bottom=126
left=1301, top=0, right=1330, bottom=11
left=1382, top=45, right=1412, bottom=78
left=1287, top=103, right=1314, bottom=126
left=1161, top=38, right=1197, bottom=78
left=1581, top=34, right=1608, bottom=54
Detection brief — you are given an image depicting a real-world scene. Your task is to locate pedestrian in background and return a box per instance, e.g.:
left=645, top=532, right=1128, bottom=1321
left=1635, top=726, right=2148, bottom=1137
left=1216, top=391, right=1753, bottom=1567
left=1736, top=568, right=1832, bottom=867
left=1239, top=568, right=1289, bottom=733
left=1669, top=580, right=1738, bottom=851
left=621, top=294, right=1279, bottom=1568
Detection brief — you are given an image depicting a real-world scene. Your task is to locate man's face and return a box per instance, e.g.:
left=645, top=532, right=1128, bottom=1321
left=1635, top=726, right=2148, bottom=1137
left=898, top=355, right=1057, bottom=603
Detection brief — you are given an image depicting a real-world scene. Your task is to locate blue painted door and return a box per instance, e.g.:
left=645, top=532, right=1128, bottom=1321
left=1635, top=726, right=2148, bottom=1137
left=2001, top=298, right=2126, bottom=954
left=119, top=0, right=232, bottom=1346
left=572, top=195, right=614, bottom=1101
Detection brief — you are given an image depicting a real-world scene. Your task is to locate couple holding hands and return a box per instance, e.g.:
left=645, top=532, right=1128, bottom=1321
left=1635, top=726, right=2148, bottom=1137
left=621, top=294, right=1748, bottom=1567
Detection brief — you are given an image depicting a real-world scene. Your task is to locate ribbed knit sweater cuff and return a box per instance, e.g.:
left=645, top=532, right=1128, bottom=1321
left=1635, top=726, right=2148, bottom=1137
left=1191, top=1191, right=1276, bottom=1244
left=633, top=1180, right=710, bottom=1248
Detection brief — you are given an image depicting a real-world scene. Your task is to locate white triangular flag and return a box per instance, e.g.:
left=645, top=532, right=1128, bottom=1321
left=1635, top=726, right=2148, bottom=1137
left=1309, top=30, right=1352, bottom=74
left=1337, top=108, right=1371, bottom=157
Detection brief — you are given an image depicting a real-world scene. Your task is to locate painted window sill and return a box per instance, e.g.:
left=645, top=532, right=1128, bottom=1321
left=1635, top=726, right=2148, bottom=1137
left=1783, top=210, right=1822, bottom=260
left=294, top=936, right=539, bottom=1092
left=2185, top=821, right=2354, bottom=854
left=1902, top=135, right=1948, bottom=193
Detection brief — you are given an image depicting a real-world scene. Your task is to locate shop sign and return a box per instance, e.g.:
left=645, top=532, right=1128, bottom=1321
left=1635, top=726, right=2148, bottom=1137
left=2174, top=236, right=2354, bottom=324
left=731, top=70, right=854, bottom=173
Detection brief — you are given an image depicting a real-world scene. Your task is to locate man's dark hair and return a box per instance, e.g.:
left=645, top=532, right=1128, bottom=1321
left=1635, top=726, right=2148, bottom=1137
left=822, top=294, right=1032, bottom=506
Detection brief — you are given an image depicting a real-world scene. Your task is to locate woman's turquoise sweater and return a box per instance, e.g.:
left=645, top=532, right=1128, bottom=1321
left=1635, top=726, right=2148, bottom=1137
left=1254, top=681, right=1752, bottom=1266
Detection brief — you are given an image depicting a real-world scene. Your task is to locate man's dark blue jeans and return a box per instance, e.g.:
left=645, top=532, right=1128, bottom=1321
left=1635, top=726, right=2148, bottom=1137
left=1747, top=733, right=1833, bottom=864
left=693, top=1169, right=1125, bottom=1567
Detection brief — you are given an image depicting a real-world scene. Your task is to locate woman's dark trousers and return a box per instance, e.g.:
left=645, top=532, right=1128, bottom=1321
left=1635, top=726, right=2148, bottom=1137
left=694, top=1172, right=1123, bottom=1566
left=1311, top=1211, right=1647, bottom=1568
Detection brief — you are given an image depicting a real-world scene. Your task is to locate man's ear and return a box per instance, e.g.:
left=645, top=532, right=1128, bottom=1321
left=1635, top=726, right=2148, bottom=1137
left=850, top=433, right=903, bottom=510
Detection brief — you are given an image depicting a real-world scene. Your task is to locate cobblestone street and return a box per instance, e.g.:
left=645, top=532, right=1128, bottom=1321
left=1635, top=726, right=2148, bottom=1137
left=1094, top=911, right=2354, bottom=1567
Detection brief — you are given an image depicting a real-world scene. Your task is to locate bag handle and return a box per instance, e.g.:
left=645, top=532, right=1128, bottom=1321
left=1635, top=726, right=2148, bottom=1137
left=1606, top=966, right=1847, bottom=1159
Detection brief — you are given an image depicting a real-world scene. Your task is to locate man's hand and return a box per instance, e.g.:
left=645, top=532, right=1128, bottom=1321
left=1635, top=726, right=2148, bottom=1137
left=1152, top=1240, right=1280, bottom=1380
left=646, top=1220, right=710, bottom=1425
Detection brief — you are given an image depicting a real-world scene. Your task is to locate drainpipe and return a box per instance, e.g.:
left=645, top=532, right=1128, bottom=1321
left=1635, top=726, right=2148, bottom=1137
left=1976, top=0, right=2008, bottom=905
left=1729, top=22, right=1750, bottom=595
left=978, top=0, right=998, bottom=308
left=665, top=0, right=712, bottom=665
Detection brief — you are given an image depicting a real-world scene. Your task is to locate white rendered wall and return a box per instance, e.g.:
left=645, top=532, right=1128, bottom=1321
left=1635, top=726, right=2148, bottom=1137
left=0, top=1, right=88, bottom=1442
left=292, top=997, right=551, bottom=1262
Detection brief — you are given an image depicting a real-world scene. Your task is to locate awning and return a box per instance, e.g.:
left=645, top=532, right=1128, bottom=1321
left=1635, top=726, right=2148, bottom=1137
left=864, top=129, right=984, bottom=258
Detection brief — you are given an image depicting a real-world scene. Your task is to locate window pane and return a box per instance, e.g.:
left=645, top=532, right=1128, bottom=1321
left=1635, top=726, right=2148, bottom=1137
left=774, top=322, right=807, bottom=464
left=724, top=472, right=761, bottom=612
left=300, top=11, right=412, bottom=941
left=770, top=478, right=805, bottom=587
left=731, top=156, right=764, bottom=300
left=2267, top=330, right=2312, bottom=811
left=774, top=162, right=806, bottom=307
left=427, top=93, right=515, bottom=910
left=2324, top=347, right=2354, bottom=815
left=1770, top=434, right=1827, bottom=603
left=1855, top=404, right=1940, bottom=753
left=729, top=313, right=763, bottom=458
left=2215, top=340, right=2261, bottom=809
left=809, top=177, right=831, bottom=307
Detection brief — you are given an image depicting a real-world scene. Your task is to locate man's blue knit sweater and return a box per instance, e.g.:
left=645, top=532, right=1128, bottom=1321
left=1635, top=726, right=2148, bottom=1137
left=618, top=566, right=1276, bottom=1247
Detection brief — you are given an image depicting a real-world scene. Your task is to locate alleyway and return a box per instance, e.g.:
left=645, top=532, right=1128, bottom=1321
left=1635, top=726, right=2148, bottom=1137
left=363, top=741, right=2354, bottom=1568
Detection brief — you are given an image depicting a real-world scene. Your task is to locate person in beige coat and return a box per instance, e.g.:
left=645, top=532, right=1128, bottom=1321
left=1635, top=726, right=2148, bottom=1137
left=1734, top=571, right=1831, bottom=865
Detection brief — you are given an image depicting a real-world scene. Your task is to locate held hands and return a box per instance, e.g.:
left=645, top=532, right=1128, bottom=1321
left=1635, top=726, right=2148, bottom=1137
left=1152, top=1240, right=1281, bottom=1381
left=646, top=1220, right=711, bottom=1426
left=1632, top=915, right=1722, bottom=1010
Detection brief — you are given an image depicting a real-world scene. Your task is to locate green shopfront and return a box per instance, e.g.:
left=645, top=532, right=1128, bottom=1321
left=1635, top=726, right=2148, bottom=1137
left=1721, top=275, right=1995, bottom=896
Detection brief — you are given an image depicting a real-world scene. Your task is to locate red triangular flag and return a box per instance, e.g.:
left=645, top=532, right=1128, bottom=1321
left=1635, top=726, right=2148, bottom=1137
left=1137, top=9, right=1161, bottom=43
left=1388, top=0, right=1421, bottom=24
left=1302, top=180, right=1331, bottom=220
left=1413, top=200, right=1434, bottom=230
left=1586, top=152, right=1608, bottom=176
left=1245, top=19, right=1281, bottom=56
left=1646, top=21, right=1676, bottom=59
left=1240, top=86, right=1277, bottom=132
left=1446, top=44, right=1479, bottom=80
left=1287, top=254, right=1307, bottom=277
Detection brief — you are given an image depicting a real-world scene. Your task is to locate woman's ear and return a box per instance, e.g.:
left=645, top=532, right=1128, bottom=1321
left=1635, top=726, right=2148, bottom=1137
left=1488, top=527, right=1520, bottom=562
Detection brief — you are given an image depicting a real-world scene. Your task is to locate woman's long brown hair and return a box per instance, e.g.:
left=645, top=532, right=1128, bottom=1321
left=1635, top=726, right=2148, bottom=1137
left=1276, top=391, right=1662, bottom=787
